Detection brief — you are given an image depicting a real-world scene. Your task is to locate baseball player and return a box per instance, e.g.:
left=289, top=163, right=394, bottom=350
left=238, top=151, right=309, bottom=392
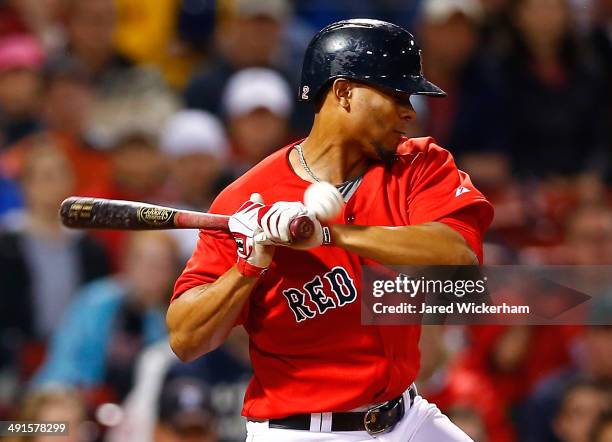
left=167, top=19, right=493, bottom=441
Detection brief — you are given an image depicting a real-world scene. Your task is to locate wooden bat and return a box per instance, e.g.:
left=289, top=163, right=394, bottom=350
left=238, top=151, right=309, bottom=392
left=59, top=197, right=315, bottom=241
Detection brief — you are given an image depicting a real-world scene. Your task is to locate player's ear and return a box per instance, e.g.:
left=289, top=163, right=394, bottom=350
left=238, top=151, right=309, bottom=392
left=332, top=78, right=352, bottom=110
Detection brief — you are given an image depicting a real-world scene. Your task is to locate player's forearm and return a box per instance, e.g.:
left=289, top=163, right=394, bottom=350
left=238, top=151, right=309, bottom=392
left=332, top=222, right=478, bottom=265
left=166, top=266, right=257, bottom=362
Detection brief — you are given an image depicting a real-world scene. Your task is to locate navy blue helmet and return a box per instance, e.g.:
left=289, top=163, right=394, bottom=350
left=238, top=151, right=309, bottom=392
left=299, top=19, right=446, bottom=102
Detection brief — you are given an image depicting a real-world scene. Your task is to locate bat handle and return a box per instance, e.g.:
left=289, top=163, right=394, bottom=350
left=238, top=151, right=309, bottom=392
left=289, top=215, right=315, bottom=242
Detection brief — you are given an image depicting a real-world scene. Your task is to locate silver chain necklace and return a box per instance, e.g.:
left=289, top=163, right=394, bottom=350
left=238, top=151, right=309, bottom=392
left=294, top=144, right=364, bottom=192
left=295, top=144, right=321, bottom=183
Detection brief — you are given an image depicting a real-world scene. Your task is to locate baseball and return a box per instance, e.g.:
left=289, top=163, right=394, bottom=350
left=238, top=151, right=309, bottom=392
left=303, top=181, right=344, bottom=221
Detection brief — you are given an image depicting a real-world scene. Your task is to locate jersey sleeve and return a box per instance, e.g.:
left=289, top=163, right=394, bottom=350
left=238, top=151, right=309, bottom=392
left=407, top=141, right=494, bottom=262
left=171, top=226, right=251, bottom=326
left=171, top=228, right=236, bottom=301
left=171, top=188, right=254, bottom=325
left=438, top=207, right=486, bottom=263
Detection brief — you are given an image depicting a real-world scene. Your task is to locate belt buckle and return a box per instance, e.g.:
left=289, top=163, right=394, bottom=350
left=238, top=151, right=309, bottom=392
left=364, top=402, right=387, bottom=435
left=363, top=396, right=403, bottom=436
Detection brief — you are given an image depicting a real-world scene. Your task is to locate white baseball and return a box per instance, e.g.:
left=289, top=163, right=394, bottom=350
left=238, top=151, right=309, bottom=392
left=303, top=181, right=344, bottom=221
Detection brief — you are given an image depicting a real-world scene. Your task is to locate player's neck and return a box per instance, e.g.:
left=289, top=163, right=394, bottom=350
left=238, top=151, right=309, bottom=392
left=298, top=117, right=369, bottom=185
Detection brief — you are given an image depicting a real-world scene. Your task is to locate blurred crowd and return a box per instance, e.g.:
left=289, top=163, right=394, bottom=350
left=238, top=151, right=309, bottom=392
left=0, top=0, right=611, bottom=441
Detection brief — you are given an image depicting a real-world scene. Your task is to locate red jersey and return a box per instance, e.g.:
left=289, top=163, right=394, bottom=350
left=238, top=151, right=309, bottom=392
left=173, top=137, right=493, bottom=419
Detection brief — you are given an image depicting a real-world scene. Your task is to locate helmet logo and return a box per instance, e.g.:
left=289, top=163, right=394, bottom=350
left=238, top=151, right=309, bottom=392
left=301, top=85, right=310, bottom=100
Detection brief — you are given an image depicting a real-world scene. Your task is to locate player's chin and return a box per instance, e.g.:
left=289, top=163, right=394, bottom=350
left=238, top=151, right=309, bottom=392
left=373, top=143, right=397, bottom=166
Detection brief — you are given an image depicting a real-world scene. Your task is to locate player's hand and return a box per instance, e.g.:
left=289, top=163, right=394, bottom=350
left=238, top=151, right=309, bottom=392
left=228, top=193, right=274, bottom=276
left=259, top=201, right=325, bottom=249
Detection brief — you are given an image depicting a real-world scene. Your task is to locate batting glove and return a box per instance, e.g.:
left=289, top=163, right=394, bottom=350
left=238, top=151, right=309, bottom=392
left=228, top=193, right=274, bottom=277
left=259, top=201, right=329, bottom=249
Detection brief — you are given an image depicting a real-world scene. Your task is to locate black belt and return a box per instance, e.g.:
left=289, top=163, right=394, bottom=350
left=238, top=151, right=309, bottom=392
left=268, top=386, right=416, bottom=435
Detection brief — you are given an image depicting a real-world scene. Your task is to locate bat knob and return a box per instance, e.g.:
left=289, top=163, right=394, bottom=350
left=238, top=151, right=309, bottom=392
left=289, top=215, right=315, bottom=242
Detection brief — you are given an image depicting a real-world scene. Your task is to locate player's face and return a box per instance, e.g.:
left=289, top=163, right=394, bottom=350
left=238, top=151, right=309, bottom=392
left=347, top=83, right=416, bottom=163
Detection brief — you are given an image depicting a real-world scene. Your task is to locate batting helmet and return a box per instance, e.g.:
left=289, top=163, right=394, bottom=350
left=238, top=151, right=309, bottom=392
left=299, top=18, right=446, bottom=102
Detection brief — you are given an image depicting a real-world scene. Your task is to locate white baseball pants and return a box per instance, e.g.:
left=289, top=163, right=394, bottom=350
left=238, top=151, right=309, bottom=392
left=245, top=388, right=473, bottom=441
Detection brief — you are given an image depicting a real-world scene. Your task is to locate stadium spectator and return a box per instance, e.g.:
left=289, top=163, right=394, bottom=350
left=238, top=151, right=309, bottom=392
left=461, top=324, right=581, bottom=408
left=518, top=295, right=612, bottom=441
left=165, top=328, right=251, bottom=442
left=105, top=133, right=167, bottom=202
left=5, top=386, right=87, bottom=442
left=497, top=0, right=608, bottom=177
left=415, top=0, right=506, bottom=154
left=221, top=68, right=293, bottom=174
left=0, top=140, right=109, bottom=378
left=0, top=34, right=44, bottom=147
left=62, top=0, right=129, bottom=85
left=115, top=0, right=210, bottom=89
left=114, top=0, right=179, bottom=66
left=159, top=110, right=229, bottom=261
left=184, top=0, right=294, bottom=118
left=418, top=326, right=516, bottom=442
left=591, top=411, right=612, bottom=442
left=564, top=205, right=612, bottom=265
left=160, top=110, right=228, bottom=211
left=553, top=380, right=611, bottom=442
left=174, top=0, right=216, bottom=51
left=518, top=203, right=612, bottom=265
left=108, top=328, right=251, bottom=442
left=0, top=56, right=114, bottom=194
left=5, top=0, right=66, bottom=53
left=155, top=377, right=218, bottom=442
left=40, top=55, right=112, bottom=194
left=42, top=56, right=92, bottom=137
left=33, top=231, right=179, bottom=403
left=87, top=132, right=168, bottom=266
left=476, top=0, right=512, bottom=46
left=459, top=152, right=535, bottom=249
left=447, top=406, right=489, bottom=442
left=104, top=341, right=178, bottom=442
left=61, top=0, right=178, bottom=150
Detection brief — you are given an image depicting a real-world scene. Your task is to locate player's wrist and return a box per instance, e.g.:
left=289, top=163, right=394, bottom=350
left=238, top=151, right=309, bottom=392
left=329, top=225, right=349, bottom=247
left=236, top=260, right=268, bottom=278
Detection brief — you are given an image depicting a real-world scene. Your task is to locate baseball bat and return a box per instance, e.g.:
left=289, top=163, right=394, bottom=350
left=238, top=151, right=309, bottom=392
left=59, top=197, right=315, bottom=241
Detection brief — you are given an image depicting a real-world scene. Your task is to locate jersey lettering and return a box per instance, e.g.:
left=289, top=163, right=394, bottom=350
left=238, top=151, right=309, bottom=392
left=282, top=288, right=316, bottom=322
left=324, top=267, right=358, bottom=307
left=283, top=289, right=316, bottom=322
left=282, top=267, right=356, bottom=323
left=304, top=275, right=336, bottom=314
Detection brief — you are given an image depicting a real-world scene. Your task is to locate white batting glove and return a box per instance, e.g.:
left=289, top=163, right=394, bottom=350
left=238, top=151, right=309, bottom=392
left=228, top=193, right=274, bottom=276
left=259, top=201, right=328, bottom=250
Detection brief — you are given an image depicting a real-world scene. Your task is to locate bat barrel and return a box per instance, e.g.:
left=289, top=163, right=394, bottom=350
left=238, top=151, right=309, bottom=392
left=60, top=197, right=178, bottom=230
